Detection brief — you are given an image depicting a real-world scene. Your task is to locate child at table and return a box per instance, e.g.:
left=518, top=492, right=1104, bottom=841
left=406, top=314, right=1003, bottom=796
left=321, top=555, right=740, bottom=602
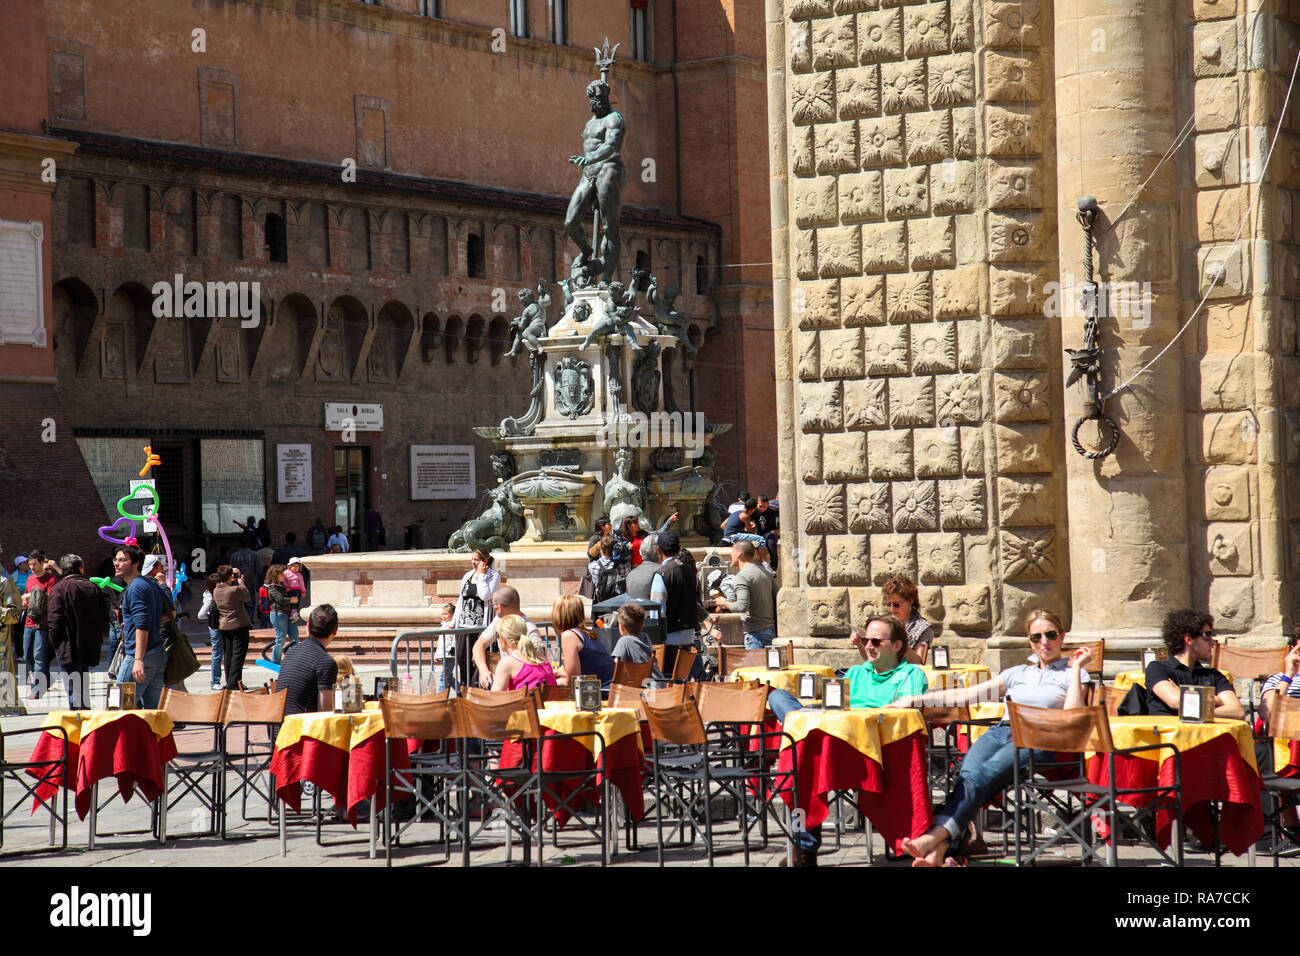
left=610, top=602, right=666, bottom=684
left=491, top=614, right=557, bottom=691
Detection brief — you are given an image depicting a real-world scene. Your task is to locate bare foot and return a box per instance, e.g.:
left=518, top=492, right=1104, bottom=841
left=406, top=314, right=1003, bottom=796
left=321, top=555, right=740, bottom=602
left=903, top=833, right=949, bottom=867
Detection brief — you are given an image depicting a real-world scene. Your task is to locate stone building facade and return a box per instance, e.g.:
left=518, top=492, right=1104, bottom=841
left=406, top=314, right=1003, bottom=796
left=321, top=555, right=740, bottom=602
left=12, top=0, right=775, bottom=561
left=768, top=0, right=1300, bottom=641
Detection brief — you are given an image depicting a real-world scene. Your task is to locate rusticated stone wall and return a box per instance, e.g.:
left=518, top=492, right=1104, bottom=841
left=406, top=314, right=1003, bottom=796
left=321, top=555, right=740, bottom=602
left=771, top=0, right=1067, bottom=640
left=771, top=0, right=1299, bottom=641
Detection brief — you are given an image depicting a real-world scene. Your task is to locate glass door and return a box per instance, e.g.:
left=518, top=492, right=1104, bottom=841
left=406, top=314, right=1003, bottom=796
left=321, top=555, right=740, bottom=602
left=333, top=447, right=369, bottom=551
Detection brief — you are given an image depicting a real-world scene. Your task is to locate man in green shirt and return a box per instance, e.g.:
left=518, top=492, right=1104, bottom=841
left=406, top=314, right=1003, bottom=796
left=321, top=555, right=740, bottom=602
left=768, top=615, right=928, bottom=865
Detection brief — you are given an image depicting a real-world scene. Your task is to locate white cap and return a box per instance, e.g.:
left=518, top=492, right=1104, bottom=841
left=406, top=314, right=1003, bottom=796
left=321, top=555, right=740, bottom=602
left=142, top=554, right=164, bottom=576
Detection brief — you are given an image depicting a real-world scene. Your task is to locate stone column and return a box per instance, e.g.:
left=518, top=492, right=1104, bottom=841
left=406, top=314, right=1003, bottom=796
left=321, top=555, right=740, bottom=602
left=1054, top=0, right=1189, bottom=637
left=767, top=0, right=800, bottom=598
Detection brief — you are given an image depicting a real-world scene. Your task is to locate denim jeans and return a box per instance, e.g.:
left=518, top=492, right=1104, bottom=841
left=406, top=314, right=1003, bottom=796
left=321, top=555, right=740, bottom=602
left=744, top=627, right=776, bottom=650
left=270, top=611, right=298, bottom=665
left=23, top=626, right=49, bottom=693
left=208, top=627, right=224, bottom=686
left=118, top=646, right=167, bottom=709
left=932, top=723, right=1056, bottom=843
left=726, top=532, right=766, bottom=546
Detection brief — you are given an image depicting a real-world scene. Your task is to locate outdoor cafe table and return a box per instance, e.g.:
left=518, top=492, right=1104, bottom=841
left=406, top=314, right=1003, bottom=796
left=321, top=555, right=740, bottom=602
left=501, top=703, right=646, bottom=823
left=27, top=710, right=178, bottom=848
left=1086, top=715, right=1264, bottom=856
left=922, top=663, right=991, bottom=691
left=774, top=707, right=931, bottom=854
left=732, top=664, right=836, bottom=697
left=270, top=703, right=415, bottom=856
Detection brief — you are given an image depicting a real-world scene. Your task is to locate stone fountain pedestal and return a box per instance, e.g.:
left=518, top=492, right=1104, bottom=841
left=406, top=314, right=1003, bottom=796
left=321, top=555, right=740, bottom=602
left=474, top=284, right=728, bottom=550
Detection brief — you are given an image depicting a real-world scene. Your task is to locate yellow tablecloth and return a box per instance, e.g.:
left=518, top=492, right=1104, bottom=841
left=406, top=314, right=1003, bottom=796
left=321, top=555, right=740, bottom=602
left=922, top=664, right=991, bottom=691
left=505, top=705, right=642, bottom=758
left=42, top=709, right=174, bottom=745
left=540, top=706, right=642, bottom=757
left=1098, top=716, right=1257, bottom=773
left=778, top=707, right=925, bottom=765
left=732, top=664, right=837, bottom=697
left=1274, top=737, right=1300, bottom=774
left=1114, top=669, right=1233, bottom=692
left=275, top=711, right=387, bottom=751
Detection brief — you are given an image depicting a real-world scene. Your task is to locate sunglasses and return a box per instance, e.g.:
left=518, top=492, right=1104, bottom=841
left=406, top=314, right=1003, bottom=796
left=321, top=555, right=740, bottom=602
left=1028, top=630, right=1060, bottom=643
left=1195, top=630, right=1217, bottom=640
left=886, top=600, right=906, bottom=609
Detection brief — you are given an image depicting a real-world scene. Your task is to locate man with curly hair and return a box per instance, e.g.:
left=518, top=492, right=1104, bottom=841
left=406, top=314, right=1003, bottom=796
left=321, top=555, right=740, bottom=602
left=1143, top=609, right=1243, bottom=719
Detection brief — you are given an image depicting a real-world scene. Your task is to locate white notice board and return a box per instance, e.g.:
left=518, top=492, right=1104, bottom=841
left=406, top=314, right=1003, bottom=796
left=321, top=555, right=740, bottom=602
left=276, top=443, right=312, bottom=503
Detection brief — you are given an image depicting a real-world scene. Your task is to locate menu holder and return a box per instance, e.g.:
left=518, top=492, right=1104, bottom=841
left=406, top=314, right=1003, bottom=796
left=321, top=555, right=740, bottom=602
left=106, top=681, right=136, bottom=711
left=1141, top=647, right=1167, bottom=670
left=822, top=678, right=847, bottom=710
left=796, top=671, right=824, bottom=700
left=765, top=644, right=791, bottom=669
left=573, top=675, right=602, bottom=712
left=930, top=645, right=950, bottom=670
left=1179, top=684, right=1215, bottom=723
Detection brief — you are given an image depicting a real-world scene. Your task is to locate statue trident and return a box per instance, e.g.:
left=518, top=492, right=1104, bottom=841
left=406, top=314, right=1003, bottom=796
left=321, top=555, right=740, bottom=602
left=564, top=38, right=626, bottom=286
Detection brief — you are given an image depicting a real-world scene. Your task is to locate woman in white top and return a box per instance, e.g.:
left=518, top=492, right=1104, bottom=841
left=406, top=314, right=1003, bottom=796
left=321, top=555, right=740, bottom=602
left=893, top=608, right=1092, bottom=867
left=445, top=549, right=500, bottom=690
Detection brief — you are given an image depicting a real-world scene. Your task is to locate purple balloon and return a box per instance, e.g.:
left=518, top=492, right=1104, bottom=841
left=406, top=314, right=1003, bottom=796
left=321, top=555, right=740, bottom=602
left=98, top=515, right=138, bottom=546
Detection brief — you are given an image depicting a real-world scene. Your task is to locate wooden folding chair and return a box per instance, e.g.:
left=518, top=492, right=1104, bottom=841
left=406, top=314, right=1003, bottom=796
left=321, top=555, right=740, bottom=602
left=611, top=659, right=653, bottom=688
left=158, top=689, right=229, bottom=839
left=1008, top=702, right=1183, bottom=867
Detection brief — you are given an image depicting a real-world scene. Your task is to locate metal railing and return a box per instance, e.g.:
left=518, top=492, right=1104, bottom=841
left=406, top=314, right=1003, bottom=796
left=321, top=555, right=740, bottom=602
left=389, top=627, right=483, bottom=691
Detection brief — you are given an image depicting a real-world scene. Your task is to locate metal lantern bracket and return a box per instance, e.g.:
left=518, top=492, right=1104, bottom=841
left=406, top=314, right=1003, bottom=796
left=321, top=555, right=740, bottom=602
left=1064, top=196, right=1120, bottom=460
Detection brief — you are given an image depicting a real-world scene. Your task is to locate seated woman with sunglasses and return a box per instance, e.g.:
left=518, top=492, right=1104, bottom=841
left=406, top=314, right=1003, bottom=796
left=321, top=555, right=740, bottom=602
left=882, top=575, right=934, bottom=661
left=893, top=609, right=1092, bottom=867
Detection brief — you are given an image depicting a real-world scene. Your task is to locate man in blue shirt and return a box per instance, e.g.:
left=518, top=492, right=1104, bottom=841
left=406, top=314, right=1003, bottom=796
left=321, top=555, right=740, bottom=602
left=114, top=544, right=166, bottom=708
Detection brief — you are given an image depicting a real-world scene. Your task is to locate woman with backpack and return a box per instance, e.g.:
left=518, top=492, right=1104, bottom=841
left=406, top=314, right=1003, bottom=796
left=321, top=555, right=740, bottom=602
left=197, top=573, right=223, bottom=690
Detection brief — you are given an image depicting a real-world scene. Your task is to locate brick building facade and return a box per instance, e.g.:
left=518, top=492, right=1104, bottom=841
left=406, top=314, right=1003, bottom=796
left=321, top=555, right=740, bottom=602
left=13, top=0, right=774, bottom=564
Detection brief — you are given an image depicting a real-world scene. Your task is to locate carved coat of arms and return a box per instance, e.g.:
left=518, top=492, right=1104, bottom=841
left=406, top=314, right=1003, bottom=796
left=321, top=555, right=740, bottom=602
left=554, top=357, right=595, bottom=420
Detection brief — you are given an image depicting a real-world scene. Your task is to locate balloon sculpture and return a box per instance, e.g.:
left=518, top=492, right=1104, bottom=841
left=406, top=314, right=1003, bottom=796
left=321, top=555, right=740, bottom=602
left=94, top=446, right=177, bottom=591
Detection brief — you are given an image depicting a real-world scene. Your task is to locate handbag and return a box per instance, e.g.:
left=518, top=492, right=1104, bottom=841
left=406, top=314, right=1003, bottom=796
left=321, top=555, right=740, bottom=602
left=164, top=618, right=201, bottom=685
left=109, top=639, right=126, bottom=680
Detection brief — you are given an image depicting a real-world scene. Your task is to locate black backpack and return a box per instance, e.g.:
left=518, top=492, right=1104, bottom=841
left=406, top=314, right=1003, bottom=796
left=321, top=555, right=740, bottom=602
left=27, top=586, right=49, bottom=627
left=206, top=594, right=221, bottom=630
left=591, top=565, right=623, bottom=605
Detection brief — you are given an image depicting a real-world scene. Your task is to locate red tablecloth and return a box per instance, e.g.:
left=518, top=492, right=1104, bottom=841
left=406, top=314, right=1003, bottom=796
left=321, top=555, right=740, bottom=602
left=776, top=716, right=932, bottom=854
left=1087, top=732, right=1264, bottom=856
left=270, top=732, right=413, bottom=827
left=27, top=736, right=78, bottom=809
left=27, top=713, right=178, bottom=821
left=500, top=731, right=646, bottom=824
